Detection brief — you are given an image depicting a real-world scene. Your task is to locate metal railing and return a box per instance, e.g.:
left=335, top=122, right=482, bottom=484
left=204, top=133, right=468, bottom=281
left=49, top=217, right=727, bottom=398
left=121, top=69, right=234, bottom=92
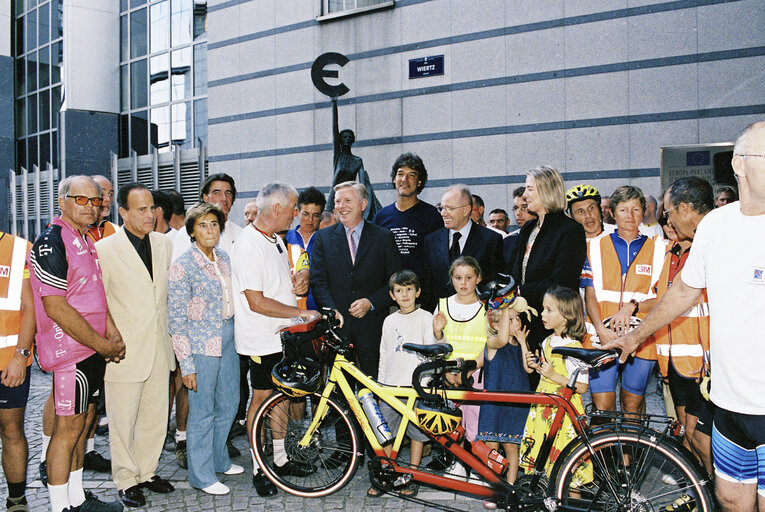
left=7, top=144, right=207, bottom=242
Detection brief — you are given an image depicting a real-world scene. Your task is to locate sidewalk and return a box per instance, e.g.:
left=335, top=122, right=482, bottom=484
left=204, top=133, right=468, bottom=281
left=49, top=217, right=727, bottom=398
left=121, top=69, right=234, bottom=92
left=12, top=364, right=667, bottom=511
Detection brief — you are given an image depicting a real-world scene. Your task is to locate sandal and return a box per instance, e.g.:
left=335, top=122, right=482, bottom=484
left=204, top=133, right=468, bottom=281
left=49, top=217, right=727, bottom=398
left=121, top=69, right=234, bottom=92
left=400, top=482, right=419, bottom=498
left=367, top=486, right=384, bottom=497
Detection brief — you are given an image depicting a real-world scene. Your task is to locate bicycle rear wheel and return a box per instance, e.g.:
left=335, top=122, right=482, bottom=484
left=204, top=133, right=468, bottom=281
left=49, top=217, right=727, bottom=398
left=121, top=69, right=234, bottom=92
left=252, top=392, right=362, bottom=498
left=550, top=429, right=714, bottom=512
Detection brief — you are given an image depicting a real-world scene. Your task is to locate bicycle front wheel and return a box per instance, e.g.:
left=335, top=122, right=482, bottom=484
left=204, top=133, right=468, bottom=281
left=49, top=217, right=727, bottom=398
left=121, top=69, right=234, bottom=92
left=550, top=429, right=714, bottom=512
left=252, top=392, right=362, bottom=498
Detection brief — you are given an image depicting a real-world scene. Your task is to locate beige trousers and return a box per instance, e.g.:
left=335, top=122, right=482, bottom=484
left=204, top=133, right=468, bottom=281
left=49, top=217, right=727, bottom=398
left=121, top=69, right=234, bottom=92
left=105, top=348, right=170, bottom=490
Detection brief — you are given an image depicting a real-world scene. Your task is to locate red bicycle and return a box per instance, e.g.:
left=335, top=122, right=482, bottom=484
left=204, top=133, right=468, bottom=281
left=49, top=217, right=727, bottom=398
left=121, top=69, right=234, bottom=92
left=252, top=311, right=714, bottom=511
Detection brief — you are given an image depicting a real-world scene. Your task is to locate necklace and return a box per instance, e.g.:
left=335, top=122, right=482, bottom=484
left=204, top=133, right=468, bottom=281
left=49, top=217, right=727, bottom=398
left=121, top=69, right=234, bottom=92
left=253, top=225, right=283, bottom=253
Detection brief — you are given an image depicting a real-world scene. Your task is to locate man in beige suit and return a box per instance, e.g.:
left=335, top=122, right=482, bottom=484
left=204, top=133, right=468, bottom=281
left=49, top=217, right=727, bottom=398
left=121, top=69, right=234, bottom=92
left=96, top=183, right=175, bottom=508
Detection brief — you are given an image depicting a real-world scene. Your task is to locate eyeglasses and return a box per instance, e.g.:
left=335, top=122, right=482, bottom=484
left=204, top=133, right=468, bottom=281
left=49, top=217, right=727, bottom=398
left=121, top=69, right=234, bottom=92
left=436, top=204, right=470, bottom=213
left=67, top=195, right=103, bottom=207
left=512, top=205, right=528, bottom=212
left=662, top=204, right=679, bottom=218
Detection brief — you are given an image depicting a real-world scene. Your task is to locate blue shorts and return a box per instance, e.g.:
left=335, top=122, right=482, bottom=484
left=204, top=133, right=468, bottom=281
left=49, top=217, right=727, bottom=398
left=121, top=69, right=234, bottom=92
left=712, top=406, right=765, bottom=496
left=0, top=368, right=31, bottom=409
left=589, top=356, right=654, bottom=396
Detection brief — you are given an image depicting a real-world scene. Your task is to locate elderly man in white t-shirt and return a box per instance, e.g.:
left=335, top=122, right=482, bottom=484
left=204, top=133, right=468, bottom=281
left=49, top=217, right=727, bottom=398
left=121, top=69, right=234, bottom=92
left=231, top=182, right=316, bottom=497
left=607, top=121, right=765, bottom=512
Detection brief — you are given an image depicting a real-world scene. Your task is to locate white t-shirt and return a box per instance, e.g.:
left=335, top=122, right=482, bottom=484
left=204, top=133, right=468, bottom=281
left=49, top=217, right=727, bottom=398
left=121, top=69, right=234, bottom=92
left=639, top=222, right=662, bottom=239
left=681, top=202, right=765, bottom=415
left=231, top=224, right=296, bottom=356
left=172, top=219, right=243, bottom=262
left=434, top=296, right=482, bottom=321
left=378, top=308, right=435, bottom=387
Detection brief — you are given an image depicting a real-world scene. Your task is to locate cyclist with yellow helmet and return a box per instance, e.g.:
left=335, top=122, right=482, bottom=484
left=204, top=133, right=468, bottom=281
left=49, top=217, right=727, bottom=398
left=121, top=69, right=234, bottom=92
left=565, top=184, right=614, bottom=239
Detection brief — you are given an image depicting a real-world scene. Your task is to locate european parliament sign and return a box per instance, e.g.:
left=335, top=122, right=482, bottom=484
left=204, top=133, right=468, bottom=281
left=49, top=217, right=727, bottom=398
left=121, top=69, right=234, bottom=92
left=409, top=55, right=444, bottom=79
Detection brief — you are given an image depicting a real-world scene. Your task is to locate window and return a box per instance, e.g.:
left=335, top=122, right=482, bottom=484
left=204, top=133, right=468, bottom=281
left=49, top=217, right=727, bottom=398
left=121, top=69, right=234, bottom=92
left=13, top=0, right=63, bottom=173
left=321, top=0, right=393, bottom=20
left=120, top=0, right=208, bottom=156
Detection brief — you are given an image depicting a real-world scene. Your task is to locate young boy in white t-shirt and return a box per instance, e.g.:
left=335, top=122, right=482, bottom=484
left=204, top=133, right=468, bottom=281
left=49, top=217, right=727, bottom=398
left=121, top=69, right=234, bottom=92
left=372, top=270, right=434, bottom=498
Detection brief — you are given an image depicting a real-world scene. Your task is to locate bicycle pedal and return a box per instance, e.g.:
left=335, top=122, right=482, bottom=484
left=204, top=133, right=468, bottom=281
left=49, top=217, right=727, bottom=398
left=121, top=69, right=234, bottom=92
left=392, top=473, right=412, bottom=489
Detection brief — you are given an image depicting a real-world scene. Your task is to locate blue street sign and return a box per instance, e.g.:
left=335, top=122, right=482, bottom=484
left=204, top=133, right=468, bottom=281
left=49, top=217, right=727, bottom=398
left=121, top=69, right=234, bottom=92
left=409, top=55, right=444, bottom=79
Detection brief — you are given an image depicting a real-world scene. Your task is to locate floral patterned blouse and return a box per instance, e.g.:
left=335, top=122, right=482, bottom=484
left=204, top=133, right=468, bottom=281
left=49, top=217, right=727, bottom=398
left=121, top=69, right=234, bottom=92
left=168, top=245, right=234, bottom=376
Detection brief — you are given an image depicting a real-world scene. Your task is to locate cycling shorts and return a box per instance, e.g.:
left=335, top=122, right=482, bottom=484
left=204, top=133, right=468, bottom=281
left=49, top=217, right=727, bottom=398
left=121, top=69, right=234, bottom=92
left=712, top=406, right=765, bottom=496
left=0, top=370, right=31, bottom=409
left=53, top=353, right=105, bottom=416
left=589, top=356, right=654, bottom=396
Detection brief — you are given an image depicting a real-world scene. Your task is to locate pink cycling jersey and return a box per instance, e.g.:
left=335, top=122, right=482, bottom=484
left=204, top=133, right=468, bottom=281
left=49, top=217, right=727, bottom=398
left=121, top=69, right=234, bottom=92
left=29, top=217, right=108, bottom=371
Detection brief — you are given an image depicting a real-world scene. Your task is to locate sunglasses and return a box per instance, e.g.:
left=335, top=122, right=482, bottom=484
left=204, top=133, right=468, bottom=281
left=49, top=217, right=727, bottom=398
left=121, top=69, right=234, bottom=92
left=67, top=195, right=103, bottom=207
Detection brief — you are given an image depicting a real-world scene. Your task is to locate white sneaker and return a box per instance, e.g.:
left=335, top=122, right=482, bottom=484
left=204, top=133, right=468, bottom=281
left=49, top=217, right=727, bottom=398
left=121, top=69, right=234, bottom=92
left=445, top=460, right=468, bottom=481
left=224, top=464, right=244, bottom=475
left=202, top=481, right=230, bottom=495
left=662, top=473, right=679, bottom=485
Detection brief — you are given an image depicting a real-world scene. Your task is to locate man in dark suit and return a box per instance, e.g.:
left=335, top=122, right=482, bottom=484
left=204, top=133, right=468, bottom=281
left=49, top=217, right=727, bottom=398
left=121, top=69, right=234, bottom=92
left=311, top=182, right=401, bottom=379
left=422, top=185, right=504, bottom=311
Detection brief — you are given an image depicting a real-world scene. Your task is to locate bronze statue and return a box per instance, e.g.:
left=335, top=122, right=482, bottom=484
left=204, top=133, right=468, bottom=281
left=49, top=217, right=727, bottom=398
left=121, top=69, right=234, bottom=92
left=326, top=100, right=381, bottom=220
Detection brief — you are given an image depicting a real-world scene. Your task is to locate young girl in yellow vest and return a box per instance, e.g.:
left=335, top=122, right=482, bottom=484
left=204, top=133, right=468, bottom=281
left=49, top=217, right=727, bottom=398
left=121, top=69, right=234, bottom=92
left=520, top=285, right=589, bottom=483
left=433, top=256, right=487, bottom=448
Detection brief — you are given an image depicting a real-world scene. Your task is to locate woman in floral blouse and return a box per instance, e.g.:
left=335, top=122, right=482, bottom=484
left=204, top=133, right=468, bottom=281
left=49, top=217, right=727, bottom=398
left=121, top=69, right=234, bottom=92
left=168, top=203, right=242, bottom=495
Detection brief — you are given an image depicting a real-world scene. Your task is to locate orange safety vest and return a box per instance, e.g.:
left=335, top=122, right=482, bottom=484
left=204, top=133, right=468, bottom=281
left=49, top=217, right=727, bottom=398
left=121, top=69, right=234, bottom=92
left=0, top=233, right=33, bottom=369
left=654, top=245, right=709, bottom=380
left=86, top=220, right=117, bottom=244
left=586, top=234, right=666, bottom=360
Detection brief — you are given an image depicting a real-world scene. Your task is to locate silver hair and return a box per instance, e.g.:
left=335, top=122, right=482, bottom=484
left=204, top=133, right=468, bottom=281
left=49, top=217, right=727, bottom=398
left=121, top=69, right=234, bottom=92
left=443, top=184, right=472, bottom=207
left=256, top=182, right=298, bottom=215
left=333, top=181, right=368, bottom=201
left=58, top=175, right=100, bottom=199
left=734, top=121, right=765, bottom=156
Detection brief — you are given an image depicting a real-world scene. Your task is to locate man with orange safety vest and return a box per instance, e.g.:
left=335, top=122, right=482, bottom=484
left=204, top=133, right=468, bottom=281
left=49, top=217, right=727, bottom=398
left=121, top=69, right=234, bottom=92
left=0, top=230, right=35, bottom=512
left=580, top=185, right=666, bottom=417
left=654, top=177, right=715, bottom=476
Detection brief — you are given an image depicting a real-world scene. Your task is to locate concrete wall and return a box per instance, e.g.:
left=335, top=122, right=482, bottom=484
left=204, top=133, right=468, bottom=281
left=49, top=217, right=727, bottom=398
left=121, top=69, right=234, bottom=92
left=207, top=0, right=765, bottom=222
left=62, top=0, right=120, bottom=113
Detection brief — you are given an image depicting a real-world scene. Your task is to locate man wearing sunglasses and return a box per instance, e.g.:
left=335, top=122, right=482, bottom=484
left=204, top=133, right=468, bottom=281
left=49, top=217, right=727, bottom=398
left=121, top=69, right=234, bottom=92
left=29, top=175, right=126, bottom=512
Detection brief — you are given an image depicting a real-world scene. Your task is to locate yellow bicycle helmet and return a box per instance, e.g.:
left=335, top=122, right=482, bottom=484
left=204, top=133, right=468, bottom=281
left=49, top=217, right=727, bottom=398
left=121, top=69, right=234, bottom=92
left=415, top=399, right=463, bottom=436
left=566, top=184, right=601, bottom=212
left=271, top=357, right=322, bottom=398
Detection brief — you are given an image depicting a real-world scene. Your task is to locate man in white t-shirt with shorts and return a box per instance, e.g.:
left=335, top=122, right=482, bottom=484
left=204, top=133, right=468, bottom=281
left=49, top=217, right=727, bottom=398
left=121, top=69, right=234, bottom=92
left=606, top=121, right=765, bottom=512
left=230, top=182, right=316, bottom=497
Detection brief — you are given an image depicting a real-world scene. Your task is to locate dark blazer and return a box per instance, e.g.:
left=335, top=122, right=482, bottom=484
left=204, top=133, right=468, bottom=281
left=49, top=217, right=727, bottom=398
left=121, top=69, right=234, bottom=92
left=422, top=222, right=504, bottom=311
left=310, top=221, right=401, bottom=378
left=510, top=211, right=586, bottom=349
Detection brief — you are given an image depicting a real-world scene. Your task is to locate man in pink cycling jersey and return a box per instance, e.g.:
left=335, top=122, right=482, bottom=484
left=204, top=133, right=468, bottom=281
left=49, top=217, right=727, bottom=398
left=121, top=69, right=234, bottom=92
left=29, top=175, right=125, bottom=512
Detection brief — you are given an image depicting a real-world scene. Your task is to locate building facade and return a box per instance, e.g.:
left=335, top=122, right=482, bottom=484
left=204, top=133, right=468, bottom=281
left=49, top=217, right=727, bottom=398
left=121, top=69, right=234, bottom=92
left=2, top=0, right=765, bottom=229
left=206, top=0, right=765, bottom=221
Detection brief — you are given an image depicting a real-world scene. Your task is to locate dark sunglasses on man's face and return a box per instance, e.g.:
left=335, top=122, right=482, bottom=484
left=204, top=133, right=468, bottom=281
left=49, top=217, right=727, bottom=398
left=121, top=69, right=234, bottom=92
left=67, top=195, right=103, bottom=207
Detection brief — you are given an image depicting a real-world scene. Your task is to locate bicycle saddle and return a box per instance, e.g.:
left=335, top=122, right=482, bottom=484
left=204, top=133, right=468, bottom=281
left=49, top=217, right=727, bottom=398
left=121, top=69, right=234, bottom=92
left=552, top=347, right=619, bottom=368
left=402, top=343, right=453, bottom=358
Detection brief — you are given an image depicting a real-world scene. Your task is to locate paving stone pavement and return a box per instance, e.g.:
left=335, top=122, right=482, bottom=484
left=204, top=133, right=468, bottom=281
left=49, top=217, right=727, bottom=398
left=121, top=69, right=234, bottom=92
left=7, top=364, right=668, bottom=511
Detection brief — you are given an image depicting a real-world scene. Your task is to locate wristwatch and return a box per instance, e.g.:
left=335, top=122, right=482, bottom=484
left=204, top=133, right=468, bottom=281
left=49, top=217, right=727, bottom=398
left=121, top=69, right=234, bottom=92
left=15, top=347, right=31, bottom=358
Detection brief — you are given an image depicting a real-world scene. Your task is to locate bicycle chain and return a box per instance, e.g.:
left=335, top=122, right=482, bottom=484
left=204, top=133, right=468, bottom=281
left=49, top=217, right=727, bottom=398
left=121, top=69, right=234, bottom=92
left=367, top=457, right=554, bottom=511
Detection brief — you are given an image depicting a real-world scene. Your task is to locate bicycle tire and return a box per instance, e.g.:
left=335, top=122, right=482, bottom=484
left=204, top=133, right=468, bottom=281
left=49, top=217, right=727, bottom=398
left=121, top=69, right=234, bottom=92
left=252, top=392, right=362, bottom=498
left=549, top=429, right=714, bottom=512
